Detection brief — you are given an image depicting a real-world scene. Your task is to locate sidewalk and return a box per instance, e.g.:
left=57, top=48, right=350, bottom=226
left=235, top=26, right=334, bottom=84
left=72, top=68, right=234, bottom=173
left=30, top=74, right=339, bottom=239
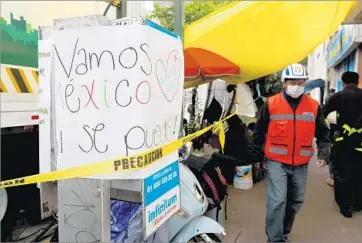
left=225, top=159, right=362, bottom=243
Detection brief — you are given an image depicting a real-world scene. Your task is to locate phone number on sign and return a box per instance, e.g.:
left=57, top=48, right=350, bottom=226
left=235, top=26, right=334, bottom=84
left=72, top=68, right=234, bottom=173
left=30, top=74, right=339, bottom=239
left=146, top=171, right=178, bottom=193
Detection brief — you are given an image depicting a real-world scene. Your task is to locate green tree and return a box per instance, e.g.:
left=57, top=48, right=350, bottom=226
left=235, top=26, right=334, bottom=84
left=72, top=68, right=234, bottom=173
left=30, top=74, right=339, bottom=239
left=257, top=74, right=283, bottom=97
left=148, top=1, right=228, bottom=32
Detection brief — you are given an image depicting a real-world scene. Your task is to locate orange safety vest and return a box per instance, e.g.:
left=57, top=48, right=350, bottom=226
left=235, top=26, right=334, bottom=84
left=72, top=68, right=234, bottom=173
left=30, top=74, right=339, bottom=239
left=264, top=93, right=319, bottom=166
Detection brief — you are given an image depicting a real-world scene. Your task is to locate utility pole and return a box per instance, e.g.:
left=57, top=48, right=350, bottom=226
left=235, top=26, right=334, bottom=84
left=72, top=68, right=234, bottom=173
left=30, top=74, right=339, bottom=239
left=116, top=0, right=127, bottom=19
left=173, top=0, right=184, bottom=40
left=173, top=0, right=185, bottom=137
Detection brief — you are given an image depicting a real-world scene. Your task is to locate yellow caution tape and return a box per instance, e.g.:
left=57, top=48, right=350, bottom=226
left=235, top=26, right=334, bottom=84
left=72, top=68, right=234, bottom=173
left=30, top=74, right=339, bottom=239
left=0, top=114, right=236, bottom=189
left=212, top=121, right=226, bottom=152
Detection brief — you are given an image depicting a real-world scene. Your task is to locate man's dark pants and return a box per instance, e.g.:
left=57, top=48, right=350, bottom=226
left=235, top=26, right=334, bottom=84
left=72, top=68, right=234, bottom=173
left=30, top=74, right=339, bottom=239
left=334, top=142, right=362, bottom=215
left=266, top=160, right=308, bottom=242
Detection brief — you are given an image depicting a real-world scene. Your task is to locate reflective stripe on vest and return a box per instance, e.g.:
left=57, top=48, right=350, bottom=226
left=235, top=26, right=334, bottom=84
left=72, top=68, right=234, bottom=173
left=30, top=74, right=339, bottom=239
left=269, top=147, right=288, bottom=155
left=270, top=114, right=316, bottom=122
left=335, top=124, right=362, bottom=152
left=300, top=150, right=313, bottom=156
left=269, top=147, right=313, bottom=157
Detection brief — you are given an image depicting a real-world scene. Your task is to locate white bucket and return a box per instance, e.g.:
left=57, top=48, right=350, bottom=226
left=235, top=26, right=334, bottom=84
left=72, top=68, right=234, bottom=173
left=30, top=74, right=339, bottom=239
left=234, top=165, right=253, bottom=189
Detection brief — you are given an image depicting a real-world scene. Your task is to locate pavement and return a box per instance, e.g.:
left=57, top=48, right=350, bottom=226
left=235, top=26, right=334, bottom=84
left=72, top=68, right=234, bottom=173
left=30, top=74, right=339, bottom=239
left=225, top=161, right=362, bottom=243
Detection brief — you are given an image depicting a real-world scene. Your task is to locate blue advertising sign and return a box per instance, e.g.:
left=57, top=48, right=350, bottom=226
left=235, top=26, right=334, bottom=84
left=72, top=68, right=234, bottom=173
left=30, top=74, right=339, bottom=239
left=327, top=26, right=354, bottom=68
left=337, top=79, right=343, bottom=92
left=143, top=160, right=180, bottom=238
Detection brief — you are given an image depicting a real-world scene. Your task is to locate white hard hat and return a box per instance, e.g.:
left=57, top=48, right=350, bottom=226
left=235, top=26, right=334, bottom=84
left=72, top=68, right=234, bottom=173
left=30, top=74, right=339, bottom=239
left=326, top=111, right=337, bottom=125
left=281, top=63, right=308, bottom=82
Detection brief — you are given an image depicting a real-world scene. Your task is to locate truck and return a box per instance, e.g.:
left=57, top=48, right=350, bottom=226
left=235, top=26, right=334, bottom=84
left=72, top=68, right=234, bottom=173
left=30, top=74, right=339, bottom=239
left=0, top=1, right=154, bottom=241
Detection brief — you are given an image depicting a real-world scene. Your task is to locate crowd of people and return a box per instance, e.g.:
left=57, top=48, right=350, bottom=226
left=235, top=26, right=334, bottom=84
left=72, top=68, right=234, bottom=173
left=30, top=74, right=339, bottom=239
left=180, top=64, right=361, bottom=243
left=248, top=64, right=362, bottom=242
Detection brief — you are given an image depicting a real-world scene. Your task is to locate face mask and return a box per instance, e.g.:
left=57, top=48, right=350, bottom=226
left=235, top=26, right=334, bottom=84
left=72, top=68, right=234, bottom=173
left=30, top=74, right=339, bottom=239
left=285, top=85, right=304, bottom=98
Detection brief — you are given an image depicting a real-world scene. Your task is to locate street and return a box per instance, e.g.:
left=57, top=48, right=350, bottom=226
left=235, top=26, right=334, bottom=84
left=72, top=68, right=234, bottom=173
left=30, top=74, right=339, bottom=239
left=225, top=157, right=362, bottom=243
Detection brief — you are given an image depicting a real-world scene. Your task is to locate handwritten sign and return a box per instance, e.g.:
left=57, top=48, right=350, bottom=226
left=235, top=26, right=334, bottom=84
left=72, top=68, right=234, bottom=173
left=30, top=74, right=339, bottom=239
left=110, top=17, right=145, bottom=26
left=54, top=15, right=110, bottom=31
left=53, top=24, right=184, bottom=179
left=38, top=39, right=53, bottom=173
left=143, top=160, right=180, bottom=238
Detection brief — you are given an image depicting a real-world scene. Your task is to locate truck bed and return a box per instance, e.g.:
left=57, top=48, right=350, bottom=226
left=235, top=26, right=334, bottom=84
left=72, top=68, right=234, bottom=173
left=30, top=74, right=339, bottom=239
left=1, top=93, right=39, bottom=128
left=1, top=64, right=39, bottom=128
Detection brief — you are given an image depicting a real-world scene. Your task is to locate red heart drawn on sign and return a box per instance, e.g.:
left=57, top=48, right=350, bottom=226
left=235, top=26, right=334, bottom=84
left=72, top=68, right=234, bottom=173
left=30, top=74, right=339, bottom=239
left=155, top=50, right=181, bottom=103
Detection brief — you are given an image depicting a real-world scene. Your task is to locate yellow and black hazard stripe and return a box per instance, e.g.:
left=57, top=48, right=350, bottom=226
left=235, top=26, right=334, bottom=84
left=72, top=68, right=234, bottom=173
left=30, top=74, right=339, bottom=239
left=33, top=70, right=39, bottom=85
left=1, top=66, right=39, bottom=93
left=0, top=78, right=7, bottom=93
left=5, top=67, right=34, bottom=93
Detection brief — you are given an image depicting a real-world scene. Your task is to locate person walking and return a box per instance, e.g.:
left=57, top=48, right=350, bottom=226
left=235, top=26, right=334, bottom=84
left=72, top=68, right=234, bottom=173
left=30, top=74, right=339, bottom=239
left=322, top=71, right=362, bottom=218
left=325, top=110, right=337, bottom=186
left=324, top=88, right=337, bottom=186
left=250, top=63, right=330, bottom=242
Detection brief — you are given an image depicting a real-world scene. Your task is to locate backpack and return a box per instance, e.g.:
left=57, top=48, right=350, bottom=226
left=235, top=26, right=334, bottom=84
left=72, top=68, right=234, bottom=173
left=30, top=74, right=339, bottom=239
left=211, top=153, right=249, bottom=184
left=252, top=158, right=268, bottom=183
left=183, top=155, right=228, bottom=222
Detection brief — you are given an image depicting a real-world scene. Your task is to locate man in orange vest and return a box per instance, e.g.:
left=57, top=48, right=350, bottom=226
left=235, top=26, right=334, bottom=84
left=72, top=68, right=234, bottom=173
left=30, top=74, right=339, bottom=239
left=250, top=63, right=330, bottom=242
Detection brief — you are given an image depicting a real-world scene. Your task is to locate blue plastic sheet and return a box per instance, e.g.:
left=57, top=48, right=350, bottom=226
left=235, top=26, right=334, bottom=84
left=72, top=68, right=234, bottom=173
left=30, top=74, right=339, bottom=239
left=110, top=200, right=142, bottom=243
left=305, top=78, right=325, bottom=93
left=110, top=200, right=169, bottom=243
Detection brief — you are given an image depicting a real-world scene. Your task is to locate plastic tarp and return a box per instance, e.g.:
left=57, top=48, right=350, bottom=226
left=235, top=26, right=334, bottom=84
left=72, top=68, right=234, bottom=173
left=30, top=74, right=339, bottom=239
left=184, top=1, right=356, bottom=86
left=110, top=200, right=169, bottom=243
left=110, top=200, right=142, bottom=243
left=235, top=83, right=257, bottom=117
left=305, top=78, right=325, bottom=93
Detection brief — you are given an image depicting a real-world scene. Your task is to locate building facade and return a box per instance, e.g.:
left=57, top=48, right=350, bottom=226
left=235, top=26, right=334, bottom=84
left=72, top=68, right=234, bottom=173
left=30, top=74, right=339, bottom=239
left=127, top=1, right=154, bottom=18
left=307, top=42, right=328, bottom=103
left=308, top=25, right=362, bottom=103
left=326, top=25, right=362, bottom=91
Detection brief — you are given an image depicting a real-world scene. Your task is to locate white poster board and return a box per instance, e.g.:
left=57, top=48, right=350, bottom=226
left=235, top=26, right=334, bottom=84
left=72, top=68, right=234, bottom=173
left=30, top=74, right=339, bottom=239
left=53, top=24, right=184, bottom=179
left=38, top=39, right=53, bottom=173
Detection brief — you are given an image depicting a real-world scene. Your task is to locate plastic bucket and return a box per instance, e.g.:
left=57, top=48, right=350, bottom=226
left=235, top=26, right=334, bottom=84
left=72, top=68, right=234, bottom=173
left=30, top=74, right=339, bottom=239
left=234, top=165, right=253, bottom=189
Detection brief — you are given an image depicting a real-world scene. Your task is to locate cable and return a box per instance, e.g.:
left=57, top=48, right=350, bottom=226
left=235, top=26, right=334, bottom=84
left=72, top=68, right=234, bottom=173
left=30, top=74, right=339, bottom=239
left=14, top=228, right=47, bottom=242
left=34, top=218, right=57, bottom=242
left=14, top=226, right=28, bottom=241
left=37, top=229, right=57, bottom=242
left=14, top=217, right=57, bottom=242
left=103, top=1, right=114, bottom=16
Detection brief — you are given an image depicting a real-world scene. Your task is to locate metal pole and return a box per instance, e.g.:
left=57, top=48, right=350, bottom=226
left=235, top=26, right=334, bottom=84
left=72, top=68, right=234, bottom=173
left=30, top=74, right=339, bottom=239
left=119, top=0, right=127, bottom=19
left=173, top=0, right=184, bottom=39
left=173, top=0, right=185, bottom=137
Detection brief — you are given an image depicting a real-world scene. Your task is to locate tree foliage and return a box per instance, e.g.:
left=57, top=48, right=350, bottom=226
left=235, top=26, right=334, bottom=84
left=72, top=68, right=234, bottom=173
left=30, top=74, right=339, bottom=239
left=257, top=74, right=283, bottom=97
left=247, top=73, right=283, bottom=113
left=148, top=1, right=228, bottom=32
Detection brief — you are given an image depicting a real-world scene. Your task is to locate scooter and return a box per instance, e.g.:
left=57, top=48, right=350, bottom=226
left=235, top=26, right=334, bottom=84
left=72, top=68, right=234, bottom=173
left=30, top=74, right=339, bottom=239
left=167, top=143, right=226, bottom=243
